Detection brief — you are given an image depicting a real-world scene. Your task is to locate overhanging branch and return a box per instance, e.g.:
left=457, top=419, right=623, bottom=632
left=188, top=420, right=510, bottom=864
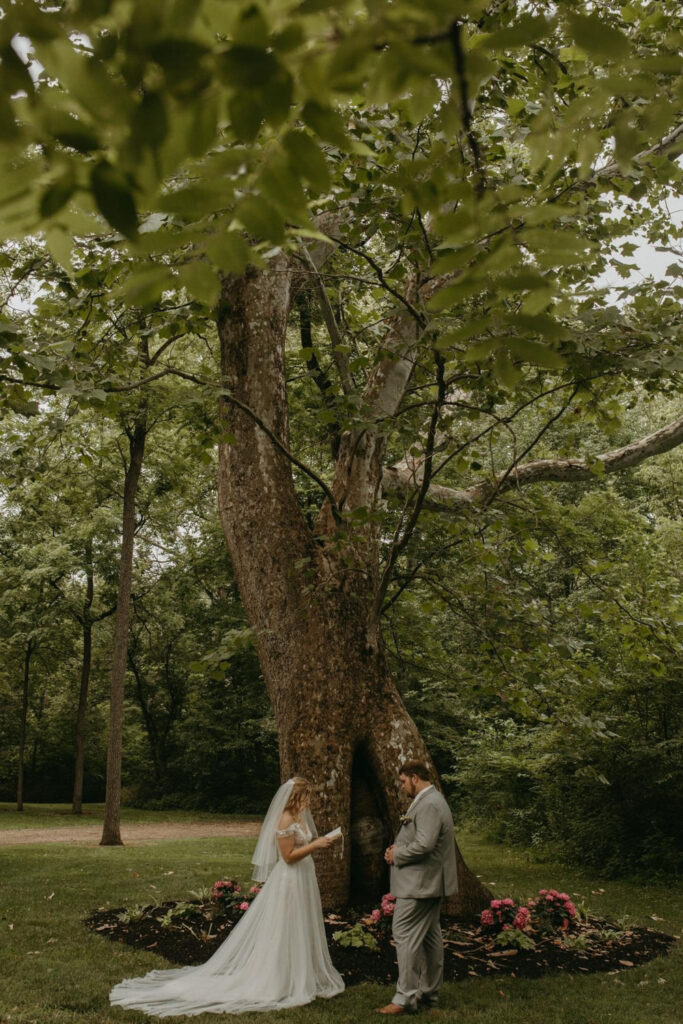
left=382, top=412, right=683, bottom=512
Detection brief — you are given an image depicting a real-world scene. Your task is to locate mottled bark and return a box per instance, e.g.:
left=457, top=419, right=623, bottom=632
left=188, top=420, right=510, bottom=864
left=216, top=263, right=489, bottom=914
left=100, top=415, right=147, bottom=846
left=72, top=541, right=94, bottom=815
left=16, top=638, right=33, bottom=812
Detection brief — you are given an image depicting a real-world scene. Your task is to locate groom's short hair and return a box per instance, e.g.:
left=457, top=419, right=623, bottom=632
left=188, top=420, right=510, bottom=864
left=399, top=760, right=431, bottom=781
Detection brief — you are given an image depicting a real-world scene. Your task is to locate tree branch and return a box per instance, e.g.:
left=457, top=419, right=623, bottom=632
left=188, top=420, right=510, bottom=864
left=374, top=349, right=447, bottom=619
left=382, top=413, right=683, bottom=512
left=301, top=249, right=353, bottom=395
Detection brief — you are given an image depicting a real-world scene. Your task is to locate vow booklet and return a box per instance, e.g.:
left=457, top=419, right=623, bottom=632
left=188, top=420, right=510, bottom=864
left=324, top=827, right=342, bottom=839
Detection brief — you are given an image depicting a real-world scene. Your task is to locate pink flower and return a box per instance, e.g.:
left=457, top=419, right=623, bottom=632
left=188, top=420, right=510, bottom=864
left=548, top=890, right=559, bottom=899
left=502, top=898, right=514, bottom=907
left=249, top=886, right=260, bottom=894
left=559, top=893, right=569, bottom=901
left=371, top=909, right=381, bottom=923
left=234, top=886, right=241, bottom=893
left=561, top=918, right=569, bottom=930
left=512, top=907, right=530, bottom=929
left=480, top=909, right=494, bottom=926
left=538, top=889, right=548, bottom=896
left=239, top=901, right=249, bottom=911
left=502, top=924, right=511, bottom=931
left=491, top=899, right=502, bottom=909
left=381, top=893, right=396, bottom=917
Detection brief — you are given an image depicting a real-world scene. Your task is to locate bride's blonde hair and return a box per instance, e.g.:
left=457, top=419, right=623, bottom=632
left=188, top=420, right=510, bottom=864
left=284, top=777, right=311, bottom=819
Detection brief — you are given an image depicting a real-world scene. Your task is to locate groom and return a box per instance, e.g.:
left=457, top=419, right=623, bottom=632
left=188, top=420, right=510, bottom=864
left=376, top=760, right=458, bottom=1016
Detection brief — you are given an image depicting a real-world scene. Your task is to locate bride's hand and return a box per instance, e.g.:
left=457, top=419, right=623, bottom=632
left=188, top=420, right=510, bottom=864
left=312, top=836, right=334, bottom=850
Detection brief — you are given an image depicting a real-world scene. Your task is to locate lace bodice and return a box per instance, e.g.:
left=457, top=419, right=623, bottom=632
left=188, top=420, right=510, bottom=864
left=275, top=821, right=312, bottom=847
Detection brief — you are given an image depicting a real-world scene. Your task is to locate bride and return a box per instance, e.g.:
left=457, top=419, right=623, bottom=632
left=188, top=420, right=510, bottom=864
left=110, top=777, right=345, bottom=1016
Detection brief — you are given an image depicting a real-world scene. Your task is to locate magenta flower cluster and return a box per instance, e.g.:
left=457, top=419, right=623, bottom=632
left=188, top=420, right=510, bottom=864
left=211, top=879, right=241, bottom=902
left=528, top=889, right=577, bottom=931
left=480, top=888, right=577, bottom=934
left=365, top=892, right=396, bottom=930
left=380, top=893, right=396, bottom=917
left=211, top=879, right=262, bottom=913
left=480, top=897, right=528, bottom=932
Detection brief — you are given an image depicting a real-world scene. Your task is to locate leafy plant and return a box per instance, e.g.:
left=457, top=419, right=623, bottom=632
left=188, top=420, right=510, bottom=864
left=494, top=927, right=536, bottom=951
left=332, top=922, right=379, bottom=953
left=188, top=886, right=212, bottom=903
left=116, top=904, right=148, bottom=925
left=158, top=902, right=196, bottom=929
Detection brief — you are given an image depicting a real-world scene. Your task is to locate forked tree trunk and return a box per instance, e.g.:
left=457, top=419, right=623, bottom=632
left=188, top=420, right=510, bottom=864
left=100, top=416, right=146, bottom=845
left=217, top=264, right=488, bottom=915
left=16, top=638, right=34, bottom=812
left=72, top=541, right=94, bottom=815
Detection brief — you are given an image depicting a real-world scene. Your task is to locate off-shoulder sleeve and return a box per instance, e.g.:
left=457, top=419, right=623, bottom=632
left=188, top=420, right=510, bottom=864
left=275, top=825, right=298, bottom=837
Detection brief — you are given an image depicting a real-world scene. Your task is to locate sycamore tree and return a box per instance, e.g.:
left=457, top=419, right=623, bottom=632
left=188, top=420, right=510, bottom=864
left=0, top=0, right=681, bottom=909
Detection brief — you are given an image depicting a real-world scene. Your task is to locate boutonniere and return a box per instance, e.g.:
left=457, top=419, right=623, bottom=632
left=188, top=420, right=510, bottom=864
left=399, top=815, right=412, bottom=827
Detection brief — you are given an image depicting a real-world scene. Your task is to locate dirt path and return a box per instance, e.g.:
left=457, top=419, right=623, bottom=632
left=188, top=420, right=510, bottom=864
left=0, top=820, right=262, bottom=846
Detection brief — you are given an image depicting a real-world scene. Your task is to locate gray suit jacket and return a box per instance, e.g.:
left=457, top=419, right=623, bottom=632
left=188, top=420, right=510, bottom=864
left=390, top=787, right=458, bottom=899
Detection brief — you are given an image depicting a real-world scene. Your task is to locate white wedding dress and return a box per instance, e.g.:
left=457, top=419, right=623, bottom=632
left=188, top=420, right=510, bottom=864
left=109, top=819, right=344, bottom=1017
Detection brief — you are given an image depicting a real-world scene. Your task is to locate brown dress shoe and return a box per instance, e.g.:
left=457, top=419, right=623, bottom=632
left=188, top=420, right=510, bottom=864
left=376, top=1005, right=414, bottom=1015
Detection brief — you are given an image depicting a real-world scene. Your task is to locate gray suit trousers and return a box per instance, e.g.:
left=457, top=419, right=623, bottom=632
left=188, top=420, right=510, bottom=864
left=391, top=896, right=443, bottom=1009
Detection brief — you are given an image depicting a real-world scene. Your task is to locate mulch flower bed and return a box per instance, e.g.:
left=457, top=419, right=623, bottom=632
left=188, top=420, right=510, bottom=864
left=85, top=883, right=676, bottom=986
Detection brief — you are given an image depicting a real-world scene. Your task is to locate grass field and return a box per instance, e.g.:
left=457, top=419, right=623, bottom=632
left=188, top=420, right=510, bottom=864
left=0, top=803, right=260, bottom=831
left=1, top=815, right=680, bottom=1023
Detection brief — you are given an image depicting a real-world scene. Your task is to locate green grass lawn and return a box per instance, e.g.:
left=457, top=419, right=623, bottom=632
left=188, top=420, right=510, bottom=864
left=1, top=820, right=680, bottom=1023
left=0, top=803, right=261, bottom=830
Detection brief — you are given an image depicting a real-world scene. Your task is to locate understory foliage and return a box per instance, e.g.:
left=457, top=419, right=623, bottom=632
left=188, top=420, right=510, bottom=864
left=391, top=412, right=682, bottom=874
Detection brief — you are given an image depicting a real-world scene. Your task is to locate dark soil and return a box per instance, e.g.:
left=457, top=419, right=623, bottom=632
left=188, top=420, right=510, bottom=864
left=85, top=900, right=676, bottom=986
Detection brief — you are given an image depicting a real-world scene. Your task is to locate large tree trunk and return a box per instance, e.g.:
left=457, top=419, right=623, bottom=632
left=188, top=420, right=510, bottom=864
left=72, top=541, right=94, bottom=815
left=16, top=638, right=33, bottom=812
left=100, top=416, right=146, bottom=845
left=216, top=264, right=488, bottom=915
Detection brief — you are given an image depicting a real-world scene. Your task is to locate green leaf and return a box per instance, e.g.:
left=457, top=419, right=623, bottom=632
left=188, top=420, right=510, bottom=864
left=462, top=337, right=504, bottom=362
left=0, top=94, right=19, bottom=140
left=426, top=277, right=488, bottom=311
left=0, top=44, right=35, bottom=95
left=149, top=39, right=210, bottom=90
left=218, top=46, right=281, bottom=88
left=178, top=261, right=221, bottom=306
left=283, top=131, right=331, bottom=192
left=90, top=160, right=138, bottom=238
left=567, top=14, right=630, bottom=59
left=39, top=172, right=76, bottom=219
left=131, top=91, right=168, bottom=149
left=187, top=91, right=219, bottom=156
left=494, top=348, right=523, bottom=389
left=301, top=101, right=349, bottom=148
left=232, top=4, right=269, bottom=48
left=228, top=92, right=264, bottom=142
left=44, top=227, right=73, bottom=270
left=506, top=338, right=565, bottom=369
left=258, top=156, right=309, bottom=221
left=118, top=265, right=176, bottom=307
left=44, top=110, right=100, bottom=152
left=204, top=231, right=251, bottom=274
left=479, top=14, right=550, bottom=51
left=234, top=196, right=285, bottom=244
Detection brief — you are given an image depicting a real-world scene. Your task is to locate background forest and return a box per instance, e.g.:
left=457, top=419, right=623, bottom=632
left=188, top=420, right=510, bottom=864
left=2, top=292, right=680, bottom=875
